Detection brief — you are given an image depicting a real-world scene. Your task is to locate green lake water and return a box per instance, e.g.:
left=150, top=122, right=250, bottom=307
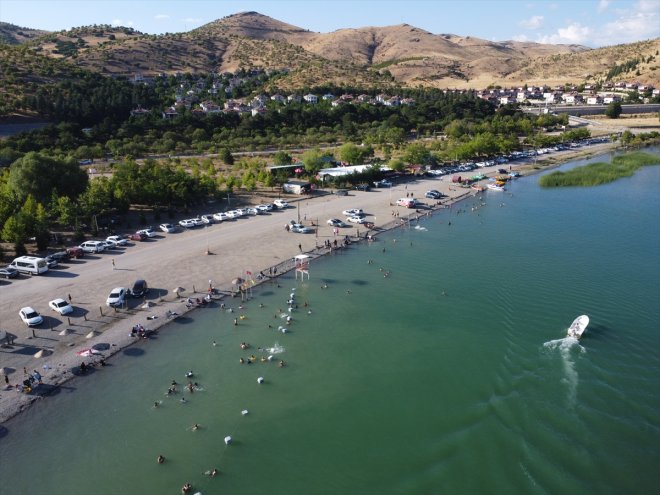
left=1, top=148, right=659, bottom=495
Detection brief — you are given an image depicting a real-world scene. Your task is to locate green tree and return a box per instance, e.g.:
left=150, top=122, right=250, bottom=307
left=605, top=101, right=623, bottom=119
left=300, top=149, right=324, bottom=174
left=9, top=152, right=88, bottom=204
left=273, top=151, right=293, bottom=165
left=339, top=143, right=362, bottom=164
left=219, top=148, right=234, bottom=165
left=388, top=158, right=406, bottom=172
left=402, top=143, right=431, bottom=165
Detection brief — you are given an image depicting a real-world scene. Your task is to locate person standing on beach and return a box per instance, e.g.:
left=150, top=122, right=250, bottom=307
left=111, top=258, right=116, bottom=270
left=298, top=243, right=302, bottom=252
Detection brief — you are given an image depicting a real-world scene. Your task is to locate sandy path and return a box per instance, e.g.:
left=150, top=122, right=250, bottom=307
left=0, top=142, right=619, bottom=423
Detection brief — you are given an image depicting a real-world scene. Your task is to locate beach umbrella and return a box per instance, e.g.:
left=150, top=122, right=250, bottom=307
left=85, top=331, right=98, bottom=339
left=232, top=277, right=244, bottom=286
left=34, top=349, right=50, bottom=358
left=173, top=287, right=185, bottom=295
left=58, top=328, right=71, bottom=336
left=76, top=349, right=94, bottom=357
left=142, top=301, right=154, bottom=309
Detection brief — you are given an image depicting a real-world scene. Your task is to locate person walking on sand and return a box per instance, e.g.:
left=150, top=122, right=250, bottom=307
left=112, top=258, right=116, bottom=270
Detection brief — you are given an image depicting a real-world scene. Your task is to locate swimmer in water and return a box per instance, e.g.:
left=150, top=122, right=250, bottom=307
left=211, top=468, right=218, bottom=477
left=180, top=397, right=187, bottom=404
left=192, top=423, right=199, bottom=431
left=212, top=340, right=217, bottom=346
left=154, top=401, right=160, bottom=408
left=157, top=454, right=165, bottom=464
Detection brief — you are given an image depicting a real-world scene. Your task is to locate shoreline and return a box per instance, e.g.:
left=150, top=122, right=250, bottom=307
left=0, top=139, right=643, bottom=426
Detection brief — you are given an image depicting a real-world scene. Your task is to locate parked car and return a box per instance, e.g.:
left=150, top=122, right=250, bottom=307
left=425, top=190, right=442, bottom=199
left=129, top=232, right=147, bottom=241
left=342, top=209, right=365, bottom=217
left=255, top=204, right=272, bottom=213
left=106, top=235, right=128, bottom=246
left=199, top=215, right=214, bottom=225
left=131, top=279, right=149, bottom=298
left=100, top=240, right=118, bottom=250
left=136, top=228, right=156, bottom=238
left=46, top=250, right=70, bottom=262
left=159, top=223, right=176, bottom=233
left=66, top=246, right=84, bottom=259
left=373, top=180, right=393, bottom=188
left=245, top=207, right=259, bottom=216
left=0, top=266, right=19, bottom=279
left=334, top=189, right=348, bottom=196
left=327, top=218, right=349, bottom=228
left=44, top=255, right=59, bottom=268
left=289, top=222, right=313, bottom=233
left=179, top=219, right=196, bottom=229
left=273, top=199, right=289, bottom=209
left=49, top=298, right=73, bottom=315
left=346, top=216, right=367, bottom=224
left=106, top=287, right=128, bottom=307
left=396, top=198, right=417, bottom=208
left=212, top=212, right=229, bottom=222
left=353, top=183, right=371, bottom=191
left=79, top=241, right=105, bottom=253
left=19, top=306, right=43, bottom=326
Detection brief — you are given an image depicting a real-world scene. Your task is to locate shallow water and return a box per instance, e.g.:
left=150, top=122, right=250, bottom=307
left=1, top=148, right=659, bottom=495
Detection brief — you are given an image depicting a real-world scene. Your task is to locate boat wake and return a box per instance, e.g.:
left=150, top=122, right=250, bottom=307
left=543, top=337, right=585, bottom=408
left=413, top=225, right=428, bottom=231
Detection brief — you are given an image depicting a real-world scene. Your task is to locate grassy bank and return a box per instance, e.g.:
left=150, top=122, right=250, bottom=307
left=539, top=152, right=660, bottom=187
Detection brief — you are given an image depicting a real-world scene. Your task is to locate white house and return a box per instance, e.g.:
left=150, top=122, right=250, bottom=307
left=586, top=96, right=603, bottom=105
left=288, top=94, right=302, bottom=104
left=303, top=94, right=318, bottom=104
left=271, top=94, right=286, bottom=103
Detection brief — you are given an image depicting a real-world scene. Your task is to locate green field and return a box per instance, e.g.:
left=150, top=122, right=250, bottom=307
left=539, top=152, right=660, bottom=187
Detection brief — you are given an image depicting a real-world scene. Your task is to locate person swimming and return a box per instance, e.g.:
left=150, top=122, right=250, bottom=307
left=157, top=454, right=165, bottom=464
left=180, top=397, right=187, bottom=404
left=192, top=423, right=199, bottom=431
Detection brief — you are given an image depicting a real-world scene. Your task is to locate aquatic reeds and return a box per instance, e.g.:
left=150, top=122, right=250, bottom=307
left=539, top=152, right=660, bottom=187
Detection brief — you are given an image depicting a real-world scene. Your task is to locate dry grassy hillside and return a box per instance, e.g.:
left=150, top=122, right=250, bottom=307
left=0, top=22, right=49, bottom=45
left=504, top=38, right=660, bottom=86
left=3, top=13, right=658, bottom=90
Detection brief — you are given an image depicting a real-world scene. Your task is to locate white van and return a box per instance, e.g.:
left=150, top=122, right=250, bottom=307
left=79, top=241, right=106, bottom=253
left=10, top=256, right=49, bottom=275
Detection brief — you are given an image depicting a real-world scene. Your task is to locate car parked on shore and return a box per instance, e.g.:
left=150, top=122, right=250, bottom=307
left=273, top=199, right=289, bottom=209
left=79, top=240, right=106, bottom=253
left=19, top=306, right=43, bottom=326
left=327, top=218, right=349, bottom=228
left=373, top=180, right=393, bottom=188
left=178, top=219, right=196, bottom=229
left=0, top=266, right=19, bottom=279
left=136, top=228, right=156, bottom=238
left=425, top=190, right=442, bottom=200
left=129, top=232, right=147, bottom=241
left=346, top=216, right=367, bottom=224
left=159, top=223, right=176, bottom=233
left=342, top=209, right=365, bottom=217
left=106, top=235, right=128, bottom=246
left=106, top=287, right=128, bottom=307
left=212, top=212, right=229, bottom=222
left=49, top=298, right=73, bottom=315
left=66, top=246, right=84, bottom=258
left=130, top=279, right=149, bottom=298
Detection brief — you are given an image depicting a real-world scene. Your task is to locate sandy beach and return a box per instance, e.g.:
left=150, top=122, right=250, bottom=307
left=0, top=141, right=621, bottom=424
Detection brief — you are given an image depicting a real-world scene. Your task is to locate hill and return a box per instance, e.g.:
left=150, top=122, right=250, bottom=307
left=1, top=12, right=658, bottom=94
left=0, top=22, right=49, bottom=45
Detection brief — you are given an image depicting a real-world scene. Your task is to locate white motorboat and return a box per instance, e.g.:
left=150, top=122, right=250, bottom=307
left=567, top=315, right=589, bottom=339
